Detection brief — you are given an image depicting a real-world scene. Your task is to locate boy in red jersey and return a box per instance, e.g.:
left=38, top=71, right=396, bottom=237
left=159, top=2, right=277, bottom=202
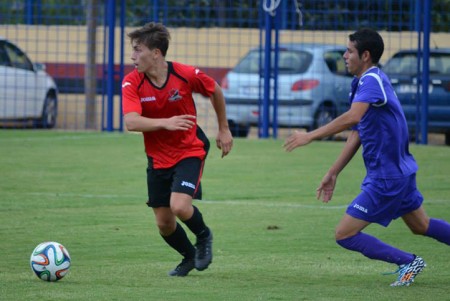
left=122, top=22, right=233, bottom=276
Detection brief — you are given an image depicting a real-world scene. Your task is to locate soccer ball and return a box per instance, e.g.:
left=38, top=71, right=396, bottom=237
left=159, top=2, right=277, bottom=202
left=30, top=241, right=71, bottom=281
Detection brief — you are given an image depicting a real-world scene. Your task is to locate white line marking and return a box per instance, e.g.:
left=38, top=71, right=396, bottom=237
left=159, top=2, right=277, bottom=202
left=201, top=199, right=347, bottom=209
left=1, top=133, right=124, bottom=142
left=25, top=192, right=344, bottom=209
left=23, top=192, right=450, bottom=210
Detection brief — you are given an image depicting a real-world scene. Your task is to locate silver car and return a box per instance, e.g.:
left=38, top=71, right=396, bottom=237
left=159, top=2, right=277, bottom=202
left=221, top=43, right=353, bottom=137
left=0, top=36, right=58, bottom=128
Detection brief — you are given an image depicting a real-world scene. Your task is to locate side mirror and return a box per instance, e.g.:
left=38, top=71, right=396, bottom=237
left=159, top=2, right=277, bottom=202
left=33, top=62, right=46, bottom=72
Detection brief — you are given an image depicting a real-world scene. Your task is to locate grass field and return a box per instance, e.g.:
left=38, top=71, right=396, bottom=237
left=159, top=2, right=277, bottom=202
left=0, top=130, right=449, bottom=301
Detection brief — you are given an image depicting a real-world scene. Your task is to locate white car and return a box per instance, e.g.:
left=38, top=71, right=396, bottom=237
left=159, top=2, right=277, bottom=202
left=221, top=43, right=353, bottom=137
left=0, top=36, right=58, bottom=128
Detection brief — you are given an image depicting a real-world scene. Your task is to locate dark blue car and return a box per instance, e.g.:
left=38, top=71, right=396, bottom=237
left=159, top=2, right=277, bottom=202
left=383, top=49, right=450, bottom=145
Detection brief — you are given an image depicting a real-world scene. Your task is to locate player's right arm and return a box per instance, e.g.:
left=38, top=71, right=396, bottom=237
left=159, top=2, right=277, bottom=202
left=124, top=112, right=196, bottom=132
left=284, top=102, right=368, bottom=152
left=122, top=72, right=196, bottom=132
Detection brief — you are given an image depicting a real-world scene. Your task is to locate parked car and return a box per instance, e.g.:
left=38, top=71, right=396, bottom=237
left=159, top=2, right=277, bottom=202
left=382, top=48, right=450, bottom=145
left=221, top=43, right=353, bottom=137
left=0, top=36, right=58, bottom=128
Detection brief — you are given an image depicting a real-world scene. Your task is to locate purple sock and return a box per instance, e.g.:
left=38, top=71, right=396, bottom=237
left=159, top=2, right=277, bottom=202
left=425, top=218, right=450, bottom=245
left=337, top=232, right=414, bottom=265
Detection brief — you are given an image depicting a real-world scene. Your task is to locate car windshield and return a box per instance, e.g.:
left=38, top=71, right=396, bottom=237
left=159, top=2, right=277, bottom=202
left=383, top=52, right=450, bottom=75
left=232, top=49, right=312, bottom=74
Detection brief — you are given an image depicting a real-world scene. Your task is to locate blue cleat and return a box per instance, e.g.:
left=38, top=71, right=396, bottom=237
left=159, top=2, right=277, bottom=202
left=390, top=256, right=426, bottom=287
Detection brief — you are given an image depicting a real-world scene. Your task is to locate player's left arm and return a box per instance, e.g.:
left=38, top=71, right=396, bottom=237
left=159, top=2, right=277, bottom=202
left=209, top=82, right=233, bottom=158
left=317, top=130, right=361, bottom=202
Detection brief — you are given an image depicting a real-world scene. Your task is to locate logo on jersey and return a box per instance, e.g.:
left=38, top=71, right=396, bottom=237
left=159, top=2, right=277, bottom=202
left=122, top=82, right=131, bottom=88
left=168, top=89, right=182, bottom=102
left=141, top=96, right=156, bottom=102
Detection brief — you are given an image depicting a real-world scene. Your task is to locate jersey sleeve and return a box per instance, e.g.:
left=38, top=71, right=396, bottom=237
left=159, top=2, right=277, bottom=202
left=122, top=72, right=142, bottom=115
left=353, top=74, right=387, bottom=106
left=173, top=63, right=216, bottom=97
left=190, top=68, right=216, bottom=97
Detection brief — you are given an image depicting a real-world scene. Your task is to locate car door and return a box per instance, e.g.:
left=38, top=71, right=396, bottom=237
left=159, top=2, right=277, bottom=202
left=428, top=53, right=450, bottom=130
left=323, top=50, right=353, bottom=115
left=0, top=41, right=14, bottom=118
left=0, top=41, right=40, bottom=119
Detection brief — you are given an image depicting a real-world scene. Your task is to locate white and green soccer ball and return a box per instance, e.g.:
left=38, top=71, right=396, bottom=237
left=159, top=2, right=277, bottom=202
left=30, top=241, right=71, bottom=281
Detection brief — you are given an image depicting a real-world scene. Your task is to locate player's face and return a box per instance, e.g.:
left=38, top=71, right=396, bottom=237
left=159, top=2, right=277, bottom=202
left=343, top=41, right=364, bottom=77
left=130, top=41, right=156, bottom=73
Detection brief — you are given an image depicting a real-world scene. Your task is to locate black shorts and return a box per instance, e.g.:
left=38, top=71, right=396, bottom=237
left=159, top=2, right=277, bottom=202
left=146, top=157, right=205, bottom=208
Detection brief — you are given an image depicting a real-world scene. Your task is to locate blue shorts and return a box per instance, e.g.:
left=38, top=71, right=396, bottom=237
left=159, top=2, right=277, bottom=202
left=346, top=174, right=423, bottom=227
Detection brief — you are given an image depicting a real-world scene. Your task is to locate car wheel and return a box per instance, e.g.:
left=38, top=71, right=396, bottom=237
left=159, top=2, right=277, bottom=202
left=228, top=120, right=249, bottom=138
left=37, top=92, right=58, bottom=128
left=313, top=104, right=336, bottom=140
left=314, top=104, right=336, bottom=129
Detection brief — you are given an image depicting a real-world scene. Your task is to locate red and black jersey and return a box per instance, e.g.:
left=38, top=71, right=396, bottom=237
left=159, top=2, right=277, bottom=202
left=122, top=61, right=216, bottom=169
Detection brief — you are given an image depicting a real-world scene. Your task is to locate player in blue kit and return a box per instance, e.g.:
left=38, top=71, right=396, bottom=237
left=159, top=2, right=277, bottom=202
left=284, top=28, right=450, bottom=286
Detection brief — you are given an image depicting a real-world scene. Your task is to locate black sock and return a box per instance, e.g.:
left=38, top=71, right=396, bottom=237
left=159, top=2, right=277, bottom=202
left=182, top=206, right=210, bottom=239
left=161, top=223, right=195, bottom=259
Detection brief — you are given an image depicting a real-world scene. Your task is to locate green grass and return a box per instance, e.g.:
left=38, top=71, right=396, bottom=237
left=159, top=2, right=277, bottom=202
left=0, top=130, right=449, bottom=301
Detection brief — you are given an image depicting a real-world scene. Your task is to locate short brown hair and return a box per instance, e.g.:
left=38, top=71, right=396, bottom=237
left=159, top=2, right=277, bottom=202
left=128, top=22, right=170, bottom=56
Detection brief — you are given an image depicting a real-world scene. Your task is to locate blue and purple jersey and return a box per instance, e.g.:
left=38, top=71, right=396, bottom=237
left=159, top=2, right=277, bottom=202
left=349, top=67, right=417, bottom=179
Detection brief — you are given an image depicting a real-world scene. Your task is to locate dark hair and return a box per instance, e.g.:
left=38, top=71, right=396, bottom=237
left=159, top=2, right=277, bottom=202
left=127, top=22, right=170, bottom=56
left=348, top=28, right=384, bottom=64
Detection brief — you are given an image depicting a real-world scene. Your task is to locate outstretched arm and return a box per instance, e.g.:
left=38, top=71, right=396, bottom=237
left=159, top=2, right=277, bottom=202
left=283, top=102, right=369, bottom=152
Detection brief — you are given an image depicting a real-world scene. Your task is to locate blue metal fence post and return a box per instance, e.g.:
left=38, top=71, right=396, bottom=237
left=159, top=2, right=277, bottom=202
left=118, top=0, right=125, bottom=131
left=258, top=4, right=264, bottom=138
left=105, top=0, right=116, bottom=132
left=153, top=0, right=160, bottom=22
left=261, top=5, right=272, bottom=138
left=272, top=9, right=281, bottom=139
left=35, top=0, right=42, bottom=25
left=420, top=0, right=432, bottom=145
left=25, top=0, right=33, bottom=24
left=415, top=0, right=422, bottom=144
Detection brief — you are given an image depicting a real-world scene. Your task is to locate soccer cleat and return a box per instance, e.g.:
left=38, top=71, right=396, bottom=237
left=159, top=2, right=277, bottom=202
left=195, top=229, right=213, bottom=271
left=168, top=258, right=195, bottom=277
left=390, top=256, right=426, bottom=287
